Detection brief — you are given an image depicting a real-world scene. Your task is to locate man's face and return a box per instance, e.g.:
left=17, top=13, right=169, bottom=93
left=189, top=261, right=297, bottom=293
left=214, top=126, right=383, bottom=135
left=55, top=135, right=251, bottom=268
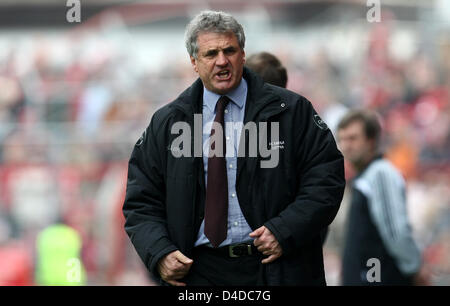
left=190, top=31, right=245, bottom=95
left=337, top=121, right=375, bottom=169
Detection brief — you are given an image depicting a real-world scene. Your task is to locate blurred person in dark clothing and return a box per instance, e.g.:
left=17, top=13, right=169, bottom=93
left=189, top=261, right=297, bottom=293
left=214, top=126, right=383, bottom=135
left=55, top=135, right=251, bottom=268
left=337, top=110, right=429, bottom=285
left=123, top=10, right=345, bottom=286
left=246, top=51, right=329, bottom=245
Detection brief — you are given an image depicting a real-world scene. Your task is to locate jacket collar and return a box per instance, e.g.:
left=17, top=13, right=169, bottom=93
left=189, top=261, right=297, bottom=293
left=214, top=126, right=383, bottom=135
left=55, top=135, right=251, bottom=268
left=171, top=77, right=204, bottom=116
left=170, top=67, right=280, bottom=121
left=242, top=67, right=281, bottom=122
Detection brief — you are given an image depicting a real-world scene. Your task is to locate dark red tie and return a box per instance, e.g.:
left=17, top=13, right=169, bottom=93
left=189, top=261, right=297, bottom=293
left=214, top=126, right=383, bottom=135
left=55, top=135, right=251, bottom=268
left=204, top=96, right=230, bottom=248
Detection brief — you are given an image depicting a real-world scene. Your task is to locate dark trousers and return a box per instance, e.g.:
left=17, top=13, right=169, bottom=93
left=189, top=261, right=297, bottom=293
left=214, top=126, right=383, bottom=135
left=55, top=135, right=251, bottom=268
left=180, top=245, right=265, bottom=286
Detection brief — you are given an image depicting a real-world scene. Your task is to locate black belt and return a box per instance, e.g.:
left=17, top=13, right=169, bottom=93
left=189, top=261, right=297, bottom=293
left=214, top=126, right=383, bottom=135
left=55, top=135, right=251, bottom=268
left=197, top=243, right=260, bottom=258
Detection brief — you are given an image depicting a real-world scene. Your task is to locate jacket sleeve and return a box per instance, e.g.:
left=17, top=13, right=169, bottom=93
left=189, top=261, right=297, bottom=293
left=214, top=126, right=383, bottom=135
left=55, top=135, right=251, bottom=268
left=123, top=113, right=177, bottom=281
left=265, top=97, right=345, bottom=255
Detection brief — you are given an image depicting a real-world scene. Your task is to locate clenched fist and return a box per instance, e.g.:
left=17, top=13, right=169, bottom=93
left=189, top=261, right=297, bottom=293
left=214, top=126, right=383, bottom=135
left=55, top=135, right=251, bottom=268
left=249, top=226, right=283, bottom=264
left=157, top=250, right=193, bottom=286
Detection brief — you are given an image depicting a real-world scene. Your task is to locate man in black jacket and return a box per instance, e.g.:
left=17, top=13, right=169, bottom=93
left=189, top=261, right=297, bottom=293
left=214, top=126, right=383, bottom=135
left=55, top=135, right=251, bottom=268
left=123, top=10, right=345, bottom=286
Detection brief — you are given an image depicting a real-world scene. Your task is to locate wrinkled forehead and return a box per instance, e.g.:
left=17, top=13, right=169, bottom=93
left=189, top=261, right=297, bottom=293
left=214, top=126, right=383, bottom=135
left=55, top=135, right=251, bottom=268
left=196, top=31, right=240, bottom=50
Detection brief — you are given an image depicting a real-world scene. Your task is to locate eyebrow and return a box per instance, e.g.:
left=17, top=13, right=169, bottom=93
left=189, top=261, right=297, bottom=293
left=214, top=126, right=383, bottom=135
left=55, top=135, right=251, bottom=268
left=204, top=49, right=218, bottom=57
left=203, top=46, right=237, bottom=57
left=223, top=46, right=236, bottom=53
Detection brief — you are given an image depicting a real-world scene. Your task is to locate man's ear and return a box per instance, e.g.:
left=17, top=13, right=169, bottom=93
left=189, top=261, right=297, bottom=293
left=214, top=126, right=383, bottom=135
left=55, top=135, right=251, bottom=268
left=242, top=50, right=246, bottom=64
left=190, top=56, right=198, bottom=73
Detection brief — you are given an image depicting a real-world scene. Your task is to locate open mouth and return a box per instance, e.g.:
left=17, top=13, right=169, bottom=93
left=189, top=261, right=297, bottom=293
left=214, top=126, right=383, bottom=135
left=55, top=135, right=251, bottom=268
left=215, top=70, right=231, bottom=80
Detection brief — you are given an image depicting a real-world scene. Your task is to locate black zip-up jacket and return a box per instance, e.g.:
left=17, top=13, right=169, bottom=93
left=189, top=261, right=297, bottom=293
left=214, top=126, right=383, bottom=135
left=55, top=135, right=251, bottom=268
left=123, top=68, right=345, bottom=285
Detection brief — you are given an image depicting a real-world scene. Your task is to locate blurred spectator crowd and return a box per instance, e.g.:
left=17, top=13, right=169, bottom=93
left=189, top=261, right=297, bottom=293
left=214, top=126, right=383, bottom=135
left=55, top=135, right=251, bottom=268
left=0, top=6, right=449, bottom=285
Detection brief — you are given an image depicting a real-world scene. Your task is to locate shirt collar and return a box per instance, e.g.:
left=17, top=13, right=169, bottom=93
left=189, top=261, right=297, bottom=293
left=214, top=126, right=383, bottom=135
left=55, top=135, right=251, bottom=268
left=203, top=78, right=247, bottom=112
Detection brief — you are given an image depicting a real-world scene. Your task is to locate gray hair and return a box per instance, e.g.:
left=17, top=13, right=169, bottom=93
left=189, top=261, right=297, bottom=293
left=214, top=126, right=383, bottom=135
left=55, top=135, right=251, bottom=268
left=184, top=10, right=245, bottom=59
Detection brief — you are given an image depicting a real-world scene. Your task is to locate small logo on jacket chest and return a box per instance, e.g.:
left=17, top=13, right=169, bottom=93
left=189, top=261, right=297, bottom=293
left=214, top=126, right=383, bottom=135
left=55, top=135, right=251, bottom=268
left=269, top=140, right=285, bottom=150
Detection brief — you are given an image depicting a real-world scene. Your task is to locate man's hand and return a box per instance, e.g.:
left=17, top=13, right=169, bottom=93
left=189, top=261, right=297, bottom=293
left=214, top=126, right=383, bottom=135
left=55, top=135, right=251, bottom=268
left=157, top=250, right=193, bottom=286
left=249, top=226, right=283, bottom=264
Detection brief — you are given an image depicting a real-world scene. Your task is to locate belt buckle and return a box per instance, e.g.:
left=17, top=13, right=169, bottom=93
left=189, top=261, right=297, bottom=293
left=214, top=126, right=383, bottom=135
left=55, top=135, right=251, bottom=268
left=229, top=245, right=239, bottom=258
left=228, top=244, right=252, bottom=257
left=247, top=244, right=253, bottom=255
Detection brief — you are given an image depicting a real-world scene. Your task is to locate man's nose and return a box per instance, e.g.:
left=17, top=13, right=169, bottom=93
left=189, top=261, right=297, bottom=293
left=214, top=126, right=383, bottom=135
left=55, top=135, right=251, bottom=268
left=216, top=52, right=228, bottom=66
